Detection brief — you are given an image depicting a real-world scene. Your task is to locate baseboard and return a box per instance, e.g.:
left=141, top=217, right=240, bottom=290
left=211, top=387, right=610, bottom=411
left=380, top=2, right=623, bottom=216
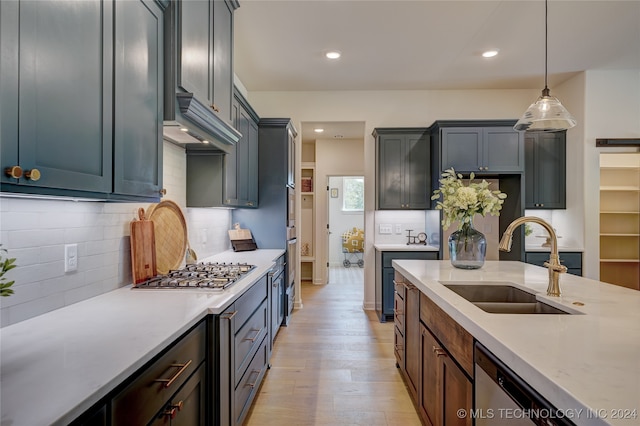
left=362, top=301, right=375, bottom=311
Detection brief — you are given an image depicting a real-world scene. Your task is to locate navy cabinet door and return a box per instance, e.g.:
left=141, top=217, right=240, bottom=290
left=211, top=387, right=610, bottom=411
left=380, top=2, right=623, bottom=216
left=113, top=0, right=163, bottom=198
left=441, top=128, right=483, bottom=173
left=212, top=0, right=234, bottom=126
left=525, top=131, right=566, bottom=209
left=177, top=0, right=212, bottom=104
left=484, top=127, right=524, bottom=172
left=5, top=0, right=113, bottom=192
left=377, top=130, right=430, bottom=209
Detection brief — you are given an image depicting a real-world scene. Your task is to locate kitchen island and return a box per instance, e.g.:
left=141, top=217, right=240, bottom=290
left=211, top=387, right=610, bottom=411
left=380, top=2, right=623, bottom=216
left=392, top=260, right=640, bottom=426
left=0, top=249, right=284, bottom=426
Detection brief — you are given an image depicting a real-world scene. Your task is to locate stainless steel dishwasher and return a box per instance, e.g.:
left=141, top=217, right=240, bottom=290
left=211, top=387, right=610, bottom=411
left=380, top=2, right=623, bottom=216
left=475, top=342, right=575, bottom=426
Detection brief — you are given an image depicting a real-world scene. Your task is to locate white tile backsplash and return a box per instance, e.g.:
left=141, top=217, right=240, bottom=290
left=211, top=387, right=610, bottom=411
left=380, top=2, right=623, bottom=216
left=0, top=140, right=232, bottom=327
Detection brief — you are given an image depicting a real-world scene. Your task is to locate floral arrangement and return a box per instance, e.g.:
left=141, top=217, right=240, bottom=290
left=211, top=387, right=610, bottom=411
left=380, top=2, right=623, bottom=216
left=431, top=168, right=507, bottom=230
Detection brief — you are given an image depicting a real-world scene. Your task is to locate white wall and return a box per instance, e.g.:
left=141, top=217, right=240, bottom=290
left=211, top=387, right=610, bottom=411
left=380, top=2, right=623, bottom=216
left=0, top=141, right=232, bottom=327
left=246, top=88, right=539, bottom=310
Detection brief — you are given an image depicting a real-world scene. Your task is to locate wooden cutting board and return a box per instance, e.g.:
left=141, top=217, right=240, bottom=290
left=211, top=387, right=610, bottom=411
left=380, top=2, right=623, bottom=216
left=146, top=200, right=187, bottom=274
left=130, top=208, right=157, bottom=284
left=228, top=227, right=253, bottom=241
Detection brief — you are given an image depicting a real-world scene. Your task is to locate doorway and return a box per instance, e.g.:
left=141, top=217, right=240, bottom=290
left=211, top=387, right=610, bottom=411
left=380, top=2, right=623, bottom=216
left=327, top=176, right=364, bottom=284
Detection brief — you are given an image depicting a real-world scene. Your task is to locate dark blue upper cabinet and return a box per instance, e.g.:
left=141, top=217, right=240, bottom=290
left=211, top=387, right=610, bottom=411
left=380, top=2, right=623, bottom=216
left=166, top=0, right=240, bottom=148
left=1, top=0, right=113, bottom=194
left=113, top=0, right=164, bottom=198
left=524, top=131, right=566, bottom=209
left=441, top=126, right=524, bottom=174
left=374, top=128, right=431, bottom=210
left=0, top=0, right=165, bottom=201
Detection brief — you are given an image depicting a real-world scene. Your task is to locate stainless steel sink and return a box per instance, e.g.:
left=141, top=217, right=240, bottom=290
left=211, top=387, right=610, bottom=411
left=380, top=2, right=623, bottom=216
left=439, top=282, right=572, bottom=315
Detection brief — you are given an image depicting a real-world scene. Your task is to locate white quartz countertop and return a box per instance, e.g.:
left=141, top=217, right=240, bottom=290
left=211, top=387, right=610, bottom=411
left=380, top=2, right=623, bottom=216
left=374, top=243, right=440, bottom=252
left=392, top=260, right=640, bottom=426
left=0, top=249, right=284, bottom=426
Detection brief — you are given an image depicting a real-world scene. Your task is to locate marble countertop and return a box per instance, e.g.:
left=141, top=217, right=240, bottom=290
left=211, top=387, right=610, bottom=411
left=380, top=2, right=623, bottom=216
left=374, top=243, right=440, bottom=252
left=0, top=249, right=284, bottom=426
left=392, top=260, right=640, bottom=426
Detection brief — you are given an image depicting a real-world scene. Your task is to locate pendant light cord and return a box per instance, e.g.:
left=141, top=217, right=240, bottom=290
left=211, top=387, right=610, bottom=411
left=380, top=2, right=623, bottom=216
left=544, top=0, right=549, bottom=93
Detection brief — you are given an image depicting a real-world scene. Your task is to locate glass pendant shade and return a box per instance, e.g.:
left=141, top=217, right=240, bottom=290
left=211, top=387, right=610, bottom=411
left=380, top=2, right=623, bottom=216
left=514, top=88, right=577, bottom=132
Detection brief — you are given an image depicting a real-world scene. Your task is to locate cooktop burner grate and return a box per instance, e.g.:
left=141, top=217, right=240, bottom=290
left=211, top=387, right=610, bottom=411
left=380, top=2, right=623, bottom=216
left=133, top=262, right=255, bottom=290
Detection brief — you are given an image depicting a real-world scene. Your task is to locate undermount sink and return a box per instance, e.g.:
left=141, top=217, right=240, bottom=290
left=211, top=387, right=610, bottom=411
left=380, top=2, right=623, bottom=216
left=439, top=281, right=573, bottom=315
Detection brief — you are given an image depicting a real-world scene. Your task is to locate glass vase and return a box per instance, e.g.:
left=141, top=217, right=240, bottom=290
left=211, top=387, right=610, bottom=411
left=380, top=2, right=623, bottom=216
left=448, top=221, right=487, bottom=269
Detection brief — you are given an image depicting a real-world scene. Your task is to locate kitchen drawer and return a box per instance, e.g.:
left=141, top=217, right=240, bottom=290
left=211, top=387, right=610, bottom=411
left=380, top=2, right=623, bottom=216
left=112, top=320, right=206, bottom=425
left=394, top=325, right=404, bottom=368
left=233, top=275, right=268, bottom=332
left=234, top=299, right=268, bottom=387
left=394, top=290, right=405, bottom=331
left=150, top=363, right=206, bottom=426
left=394, top=279, right=405, bottom=300
left=234, top=333, right=269, bottom=425
left=419, top=292, right=473, bottom=377
left=382, top=251, right=438, bottom=268
left=525, top=251, right=582, bottom=269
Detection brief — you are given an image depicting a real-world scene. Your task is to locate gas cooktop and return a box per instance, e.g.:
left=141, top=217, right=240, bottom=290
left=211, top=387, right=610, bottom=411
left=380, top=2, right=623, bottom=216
left=133, top=262, right=255, bottom=290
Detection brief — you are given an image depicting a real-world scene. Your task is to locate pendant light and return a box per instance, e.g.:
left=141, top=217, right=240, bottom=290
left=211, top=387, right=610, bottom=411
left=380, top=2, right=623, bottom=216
left=514, top=0, right=576, bottom=132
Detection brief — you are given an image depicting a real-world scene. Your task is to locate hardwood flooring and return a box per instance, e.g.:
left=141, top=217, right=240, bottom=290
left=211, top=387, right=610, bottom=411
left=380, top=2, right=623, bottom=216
left=244, top=267, right=421, bottom=425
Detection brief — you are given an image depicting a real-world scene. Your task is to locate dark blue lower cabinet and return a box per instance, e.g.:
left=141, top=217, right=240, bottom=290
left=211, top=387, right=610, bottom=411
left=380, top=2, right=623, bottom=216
left=376, top=250, right=439, bottom=322
left=525, top=251, right=582, bottom=277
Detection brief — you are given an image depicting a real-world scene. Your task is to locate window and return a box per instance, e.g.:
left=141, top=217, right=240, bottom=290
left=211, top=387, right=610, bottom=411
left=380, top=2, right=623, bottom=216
left=342, top=177, right=364, bottom=211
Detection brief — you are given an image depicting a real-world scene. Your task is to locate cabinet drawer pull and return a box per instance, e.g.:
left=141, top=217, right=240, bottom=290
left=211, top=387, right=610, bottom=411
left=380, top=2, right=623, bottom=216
left=244, top=369, right=261, bottom=388
left=243, top=328, right=263, bottom=342
left=210, top=104, right=220, bottom=113
left=155, top=360, right=192, bottom=388
left=432, top=346, right=447, bottom=357
left=221, top=310, right=237, bottom=320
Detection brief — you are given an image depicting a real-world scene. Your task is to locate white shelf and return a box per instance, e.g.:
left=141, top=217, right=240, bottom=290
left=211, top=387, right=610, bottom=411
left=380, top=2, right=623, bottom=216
left=600, top=186, right=640, bottom=191
left=600, top=233, right=639, bottom=237
left=600, top=211, right=640, bottom=215
left=599, top=259, right=640, bottom=263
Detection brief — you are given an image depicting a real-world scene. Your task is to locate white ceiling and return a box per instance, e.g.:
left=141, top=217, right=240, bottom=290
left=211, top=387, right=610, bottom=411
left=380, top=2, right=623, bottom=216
left=233, top=0, right=640, bottom=140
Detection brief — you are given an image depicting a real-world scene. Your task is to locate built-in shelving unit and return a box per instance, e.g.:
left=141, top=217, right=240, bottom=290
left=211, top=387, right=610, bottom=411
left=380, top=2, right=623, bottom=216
left=599, top=153, right=640, bottom=290
left=300, top=161, right=315, bottom=281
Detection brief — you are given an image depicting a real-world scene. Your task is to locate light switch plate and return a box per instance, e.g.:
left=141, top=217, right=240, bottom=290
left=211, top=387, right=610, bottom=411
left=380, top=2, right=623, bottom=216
left=65, top=244, right=78, bottom=272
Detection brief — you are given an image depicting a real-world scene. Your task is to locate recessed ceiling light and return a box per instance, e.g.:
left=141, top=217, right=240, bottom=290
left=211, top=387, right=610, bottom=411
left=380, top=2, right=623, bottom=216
left=180, top=128, right=189, bottom=132
left=202, top=140, right=209, bottom=144
left=482, top=49, right=499, bottom=58
left=325, top=51, right=341, bottom=60
left=314, top=128, right=324, bottom=133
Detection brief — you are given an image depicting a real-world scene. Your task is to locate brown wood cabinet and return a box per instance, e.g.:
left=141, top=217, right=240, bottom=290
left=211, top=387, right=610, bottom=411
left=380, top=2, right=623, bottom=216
left=394, top=271, right=474, bottom=426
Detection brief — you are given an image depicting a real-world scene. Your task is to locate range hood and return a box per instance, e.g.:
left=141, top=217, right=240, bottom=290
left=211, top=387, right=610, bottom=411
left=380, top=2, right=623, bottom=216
left=163, top=92, right=242, bottom=153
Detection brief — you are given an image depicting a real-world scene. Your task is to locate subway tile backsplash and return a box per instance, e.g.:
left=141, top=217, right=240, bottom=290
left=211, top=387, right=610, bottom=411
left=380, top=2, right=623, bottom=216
left=0, top=141, right=232, bottom=327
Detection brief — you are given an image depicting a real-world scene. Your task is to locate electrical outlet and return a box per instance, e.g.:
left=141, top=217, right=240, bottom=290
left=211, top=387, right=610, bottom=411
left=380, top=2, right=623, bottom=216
left=379, top=224, right=392, bottom=234
left=65, top=244, right=78, bottom=273
left=201, top=229, right=207, bottom=244
left=395, top=224, right=402, bottom=234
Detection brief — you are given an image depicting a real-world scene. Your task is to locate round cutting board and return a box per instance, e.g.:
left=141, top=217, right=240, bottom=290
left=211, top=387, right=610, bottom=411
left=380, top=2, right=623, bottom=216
left=146, top=200, right=187, bottom=274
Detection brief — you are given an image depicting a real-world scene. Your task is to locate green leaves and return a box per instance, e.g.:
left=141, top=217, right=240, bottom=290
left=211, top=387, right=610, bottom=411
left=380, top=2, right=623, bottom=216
left=431, top=168, right=508, bottom=231
left=0, top=246, right=16, bottom=297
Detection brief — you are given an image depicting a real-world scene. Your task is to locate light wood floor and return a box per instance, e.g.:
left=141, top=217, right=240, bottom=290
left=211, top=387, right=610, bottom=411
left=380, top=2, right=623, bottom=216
left=244, top=267, right=421, bottom=425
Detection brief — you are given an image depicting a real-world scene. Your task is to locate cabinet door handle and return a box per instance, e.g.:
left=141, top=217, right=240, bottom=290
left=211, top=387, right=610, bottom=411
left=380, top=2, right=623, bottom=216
left=432, top=346, right=448, bottom=357
left=4, top=166, right=23, bottom=179
left=162, top=400, right=184, bottom=420
left=210, top=104, right=220, bottom=113
left=24, top=168, right=41, bottom=181
left=154, top=360, right=192, bottom=388
left=159, top=188, right=167, bottom=196
left=244, top=369, right=261, bottom=388
left=243, top=328, right=263, bottom=342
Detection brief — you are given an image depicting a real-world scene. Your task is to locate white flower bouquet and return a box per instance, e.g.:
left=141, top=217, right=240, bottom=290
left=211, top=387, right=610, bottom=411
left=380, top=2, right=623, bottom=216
left=431, top=168, right=507, bottom=230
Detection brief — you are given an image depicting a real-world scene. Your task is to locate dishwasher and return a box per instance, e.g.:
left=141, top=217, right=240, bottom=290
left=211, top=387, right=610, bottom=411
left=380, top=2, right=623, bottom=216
left=475, top=342, right=575, bottom=426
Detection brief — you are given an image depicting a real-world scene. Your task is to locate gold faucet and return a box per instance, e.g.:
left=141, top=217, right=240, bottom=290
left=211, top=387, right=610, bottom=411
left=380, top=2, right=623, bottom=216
left=499, top=216, right=567, bottom=297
